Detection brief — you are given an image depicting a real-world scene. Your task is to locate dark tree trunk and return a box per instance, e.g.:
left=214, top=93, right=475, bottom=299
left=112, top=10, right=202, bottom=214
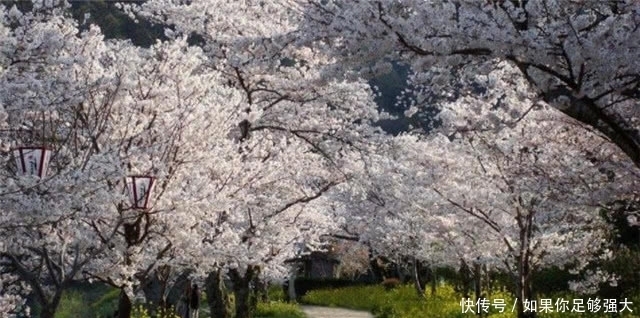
left=35, top=289, right=63, bottom=318
left=40, top=306, right=56, bottom=318
left=458, top=259, right=472, bottom=299
left=484, top=266, right=493, bottom=297
left=205, top=268, right=233, bottom=318
left=368, top=250, right=385, bottom=282
left=141, top=268, right=170, bottom=311
left=164, top=271, right=193, bottom=312
left=393, top=24, right=640, bottom=169
left=412, top=257, right=425, bottom=299
left=230, top=265, right=261, bottom=318
left=430, top=273, right=437, bottom=296
left=256, top=278, right=269, bottom=302
left=419, top=261, right=436, bottom=296
left=515, top=246, right=535, bottom=318
left=474, top=261, right=483, bottom=317
left=118, top=289, right=132, bottom=318
left=39, top=301, right=58, bottom=318
left=538, top=84, right=640, bottom=169
left=287, top=267, right=297, bottom=302
left=234, top=284, right=255, bottom=318
left=515, top=207, right=537, bottom=318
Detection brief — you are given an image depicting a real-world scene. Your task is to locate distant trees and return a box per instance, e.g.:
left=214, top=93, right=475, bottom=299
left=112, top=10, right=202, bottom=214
left=332, top=66, right=638, bottom=316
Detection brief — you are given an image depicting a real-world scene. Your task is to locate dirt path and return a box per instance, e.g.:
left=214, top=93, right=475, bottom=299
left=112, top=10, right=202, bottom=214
left=301, top=305, right=374, bottom=318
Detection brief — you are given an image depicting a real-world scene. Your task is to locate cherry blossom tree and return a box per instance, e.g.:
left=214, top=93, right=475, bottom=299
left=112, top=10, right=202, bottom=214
left=0, top=3, right=127, bottom=317
left=0, top=264, right=30, bottom=317
left=329, top=65, right=638, bottom=318
left=8, top=2, right=639, bottom=318
left=445, top=114, right=636, bottom=316
left=296, top=0, right=640, bottom=169
left=1, top=2, right=383, bottom=317
left=79, top=37, right=254, bottom=318
left=154, top=57, right=380, bottom=318
left=330, top=133, right=480, bottom=293
left=0, top=2, right=248, bottom=317
left=105, top=2, right=385, bottom=317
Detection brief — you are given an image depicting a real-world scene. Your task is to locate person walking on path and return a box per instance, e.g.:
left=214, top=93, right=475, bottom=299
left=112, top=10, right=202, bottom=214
left=189, top=283, right=200, bottom=318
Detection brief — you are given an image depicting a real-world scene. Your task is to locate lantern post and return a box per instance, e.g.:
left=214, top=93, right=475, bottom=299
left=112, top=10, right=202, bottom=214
left=113, top=175, right=156, bottom=318
left=13, top=146, right=52, bottom=178
left=122, top=175, right=155, bottom=247
left=125, top=175, right=155, bottom=210
left=7, top=111, right=54, bottom=178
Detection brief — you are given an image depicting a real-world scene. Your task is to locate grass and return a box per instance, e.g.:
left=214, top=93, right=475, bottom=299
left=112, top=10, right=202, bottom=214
left=266, top=285, right=287, bottom=302
left=256, top=301, right=306, bottom=318
left=254, top=285, right=305, bottom=317
left=55, top=290, right=85, bottom=318
left=303, top=283, right=471, bottom=318
left=302, top=283, right=640, bottom=318
left=54, top=283, right=119, bottom=318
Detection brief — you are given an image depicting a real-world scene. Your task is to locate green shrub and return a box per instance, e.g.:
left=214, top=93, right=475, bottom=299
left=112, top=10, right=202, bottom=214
left=90, top=287, right=120, bottom=318
left=256, top=301, right=306, bottom=318
left=55, top=291, right=85, bottom=318
left=131, top=305, right=151, bottom=318
left=55, top=286, right=185, bottom=318
left=267, top=284, right=286, bottom=302
left=53, top=283, right=120, bottom=318
left=131, top=304, right=182, bottom=318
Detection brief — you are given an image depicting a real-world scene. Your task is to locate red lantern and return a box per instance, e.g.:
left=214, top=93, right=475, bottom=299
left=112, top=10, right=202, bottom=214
left=13, top=146, right=52, bottom=178
left=125, top=176, right=155, bottom=210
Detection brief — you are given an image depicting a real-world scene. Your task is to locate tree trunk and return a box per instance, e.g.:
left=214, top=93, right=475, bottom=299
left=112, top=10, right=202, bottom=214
left=231, top=265, right=260, bottom=318
left=234, top=283, right=254, bottom=318
left=538, top=86, right=640, bottom=169
left=141, top=269, right=170, bottom=312
left=367, top=246, right=385, bottom=282
left=40, top=306, right=56, bottom=318
left=255, top=278, right=268, bottom=302
left=287, top=267, right=297, bottom=302
left=485, top=265, right=493, bottom=297
left=474, top=261, right=482, bottom=317
left=515, top=207, right=537, bottom=318
left=205, top=268, right=233, bottom=318
left=118, top=289, right=133, bottom=318
left=430, top=273, right=437, bottom=296
left=516, top=256, right=536, bottom=318
left=412, top=257, right=425, bottom=299
left=37, top=290, right=63, bottom=318
left=458, top=259, right=472, bottom=299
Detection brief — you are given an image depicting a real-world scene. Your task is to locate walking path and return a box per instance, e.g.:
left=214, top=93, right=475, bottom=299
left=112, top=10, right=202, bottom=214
left=301, top=305, right=373, bottom=318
